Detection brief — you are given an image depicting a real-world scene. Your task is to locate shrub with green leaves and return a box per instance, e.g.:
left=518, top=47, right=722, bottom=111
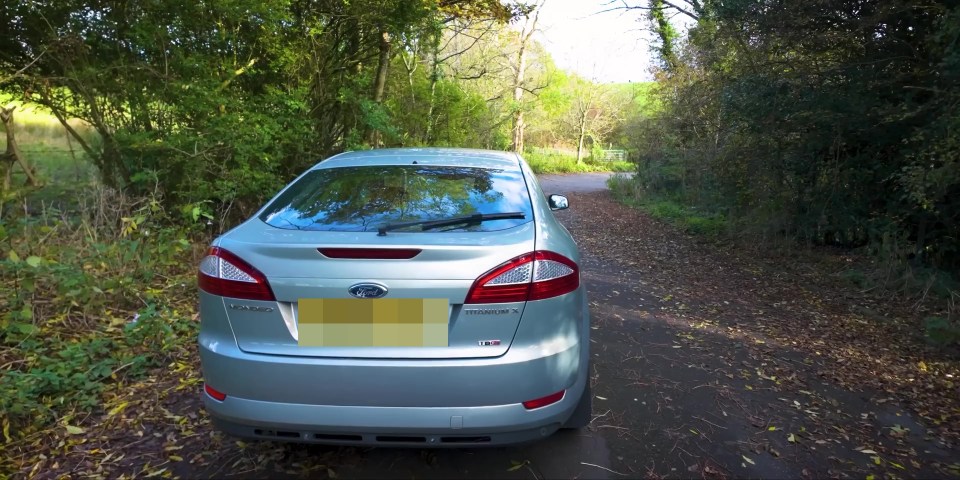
left=0, top=187, right=200, bottom=440
left=924, top=316, right=960, bottom=347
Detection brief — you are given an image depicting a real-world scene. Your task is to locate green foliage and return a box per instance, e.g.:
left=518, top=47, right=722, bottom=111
left=608, top=172, right=644, bottom=202
left=525, top=150, right=597, bottom=174
left=1, top=0, right=529, bottom=220
left=384, top=62, right=500, bottom=148
left=609, top=173, right=727, bottom=236
left=525, top=149, right=631, bottom=174
left=924, top=316, right=960, bottom=347
left=608, top=161, right=635, bottom=173
left=2, top=0, right=639, bottom=213
left=627, top=0, right=960, bottom=293
left=648, top=0, right=680, bottom=70
left=0, top=186, right=200, bottom=440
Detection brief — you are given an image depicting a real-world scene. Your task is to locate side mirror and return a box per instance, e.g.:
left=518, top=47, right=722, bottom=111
left=548, top=194, right=569, bottom=211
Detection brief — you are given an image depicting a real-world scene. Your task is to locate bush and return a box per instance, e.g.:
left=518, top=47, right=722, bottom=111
left=0, top=186, right=201, bottom=440
left=924, top=316, right=960, bottom=347
left=648, top=200, right=685, bottom=220
left=607, top=172, right=643, bottom=203
left=608, top=174, right=728, bottom=237
left=684, top=214, right=727, bottom=236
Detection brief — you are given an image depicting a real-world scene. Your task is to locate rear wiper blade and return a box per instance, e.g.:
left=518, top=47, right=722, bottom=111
left=377, top=212, right=525, bottom=236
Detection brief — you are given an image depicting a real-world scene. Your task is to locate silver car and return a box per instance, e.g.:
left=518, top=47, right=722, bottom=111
left=198, top=147, right=591, bottom=446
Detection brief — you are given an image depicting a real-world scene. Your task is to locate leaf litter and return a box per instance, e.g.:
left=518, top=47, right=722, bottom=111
left=561, top=190, right=959, bottom=478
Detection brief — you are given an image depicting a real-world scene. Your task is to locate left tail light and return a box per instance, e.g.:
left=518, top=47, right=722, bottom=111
left=522, top=390, right=565, bottom=409
left=204, top=383, right=227, bottom=401
left=198, top=247, right=275, bottom=301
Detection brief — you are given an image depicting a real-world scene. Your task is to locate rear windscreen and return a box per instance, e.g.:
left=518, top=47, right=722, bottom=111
left=259, top=165, right=534, bottom=232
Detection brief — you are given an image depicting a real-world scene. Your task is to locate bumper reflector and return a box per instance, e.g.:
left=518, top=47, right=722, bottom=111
left=522, top=390, right=565, bottom=409
left=204, top=383, right=226, bottom=401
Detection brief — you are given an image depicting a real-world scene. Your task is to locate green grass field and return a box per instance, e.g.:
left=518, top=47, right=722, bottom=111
left=1, top=99, right=98, bottom=184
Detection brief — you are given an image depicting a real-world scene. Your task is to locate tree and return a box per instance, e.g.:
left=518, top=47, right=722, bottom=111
left=0, top=106, right=40, bottom=190
left=562, top=77, right=624, bottom=163
left=621, top=0, right=960, bottom=275
left=0, top=0, right=524, bottom=216
left=606, top=0, right=703, bottom=21
left=606, top=0, right=698, bottom=72
left=509, top=0, right=544, bottom=153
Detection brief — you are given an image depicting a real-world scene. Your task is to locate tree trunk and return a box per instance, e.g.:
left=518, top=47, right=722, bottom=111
left=0, top=106, right=40, bottom=190
left=510, top=4, right=542, bottom=153
left=425, top=32, right=441, bottom=144
left=373, top=31, right=392, bottom=104
left=370, top=30, right=392, bottom=148
left=576, top=113, right=587, bottom=164
left=425, top=72, right=438, bottom=143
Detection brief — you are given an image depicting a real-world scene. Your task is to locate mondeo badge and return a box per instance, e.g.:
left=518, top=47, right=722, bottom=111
left=348, top=283, right=388, bottom=299
left=229, top=304, right=274, bottom=312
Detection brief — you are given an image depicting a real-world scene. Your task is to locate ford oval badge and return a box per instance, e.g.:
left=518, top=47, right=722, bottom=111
left=348, top=283, right=388, bottom=299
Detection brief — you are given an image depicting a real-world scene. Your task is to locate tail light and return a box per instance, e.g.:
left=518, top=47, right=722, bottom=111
left=204, top=383, right=227, bottom=401
left=198, top=247, right=275, bottom=301
left=523, top=390, right=565, bottom=409
left=465, top=251, right=579, bottom=304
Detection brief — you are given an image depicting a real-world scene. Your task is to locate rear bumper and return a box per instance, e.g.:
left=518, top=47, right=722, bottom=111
left=199, top=332, right=587, bottom=446
left=204, top=388, right=579, bottom=446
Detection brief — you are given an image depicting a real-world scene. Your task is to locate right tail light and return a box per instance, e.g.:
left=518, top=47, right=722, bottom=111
left=465, top=251, right=579, bottom=304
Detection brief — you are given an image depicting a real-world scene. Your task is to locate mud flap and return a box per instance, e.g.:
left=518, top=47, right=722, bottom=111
left=561, top=378, right=592, bottom=429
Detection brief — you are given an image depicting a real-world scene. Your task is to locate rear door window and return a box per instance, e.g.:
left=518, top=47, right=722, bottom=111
left=259, top=165, right=534, bottom=232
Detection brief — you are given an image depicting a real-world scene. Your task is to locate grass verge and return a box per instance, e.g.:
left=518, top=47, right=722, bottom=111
left=525, top=149, right=633, bottom=174
left=608, top=173, right=960, bottom=348
left=607, top=173, right=727, bottom=237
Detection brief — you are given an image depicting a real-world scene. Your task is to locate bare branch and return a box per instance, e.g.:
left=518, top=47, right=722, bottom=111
left=438, top=22, right=495, bottom=63
left=601, top=0, right=701, bottom=21
left=455, top=67, right=489, bottom=80
left=521, top=84, right=547, bottom=96
left=0, top=49, right=48, bottom=86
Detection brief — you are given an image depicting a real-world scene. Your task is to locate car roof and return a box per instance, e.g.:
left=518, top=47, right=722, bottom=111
left=314, top=148, right=522, bottom=170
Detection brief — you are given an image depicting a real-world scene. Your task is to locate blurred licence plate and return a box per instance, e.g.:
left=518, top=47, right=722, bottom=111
left=297, top=298, right=448, bottom=347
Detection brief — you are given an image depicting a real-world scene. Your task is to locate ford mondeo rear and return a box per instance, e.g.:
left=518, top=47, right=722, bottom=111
left=197, top=148, right=591, bottom=446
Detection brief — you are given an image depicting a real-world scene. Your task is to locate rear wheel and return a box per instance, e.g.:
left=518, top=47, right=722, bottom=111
left=562, top=379, right=592, bottom=429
